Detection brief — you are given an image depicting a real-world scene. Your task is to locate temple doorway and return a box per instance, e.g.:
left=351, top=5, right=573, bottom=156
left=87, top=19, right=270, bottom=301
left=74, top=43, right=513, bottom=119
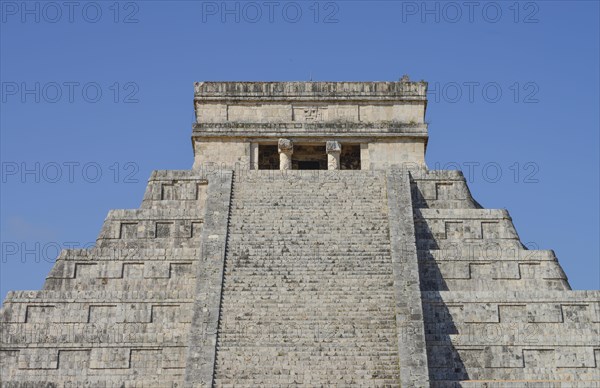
left=340, top=144, right=361, bottom=170
left=291, top=145, right=327, bottom=170
left=257, top=142, right=361, bottom=170
left=258, top=145, right=279, bottom=170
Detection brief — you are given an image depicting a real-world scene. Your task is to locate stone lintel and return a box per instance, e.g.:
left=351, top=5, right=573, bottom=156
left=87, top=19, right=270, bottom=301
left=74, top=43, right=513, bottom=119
left=191, top=123, right=429, bottom=144
left=192, top=132, right=429, bottom=142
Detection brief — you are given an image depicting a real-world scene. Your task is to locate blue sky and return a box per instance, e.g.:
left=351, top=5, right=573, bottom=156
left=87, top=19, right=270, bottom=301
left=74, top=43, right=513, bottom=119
left=1, top=0, right=598, bottom=299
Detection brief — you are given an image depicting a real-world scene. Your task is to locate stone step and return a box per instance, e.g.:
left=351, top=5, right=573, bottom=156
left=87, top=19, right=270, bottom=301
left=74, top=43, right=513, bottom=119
left=214, top=172, right=401, bottom=384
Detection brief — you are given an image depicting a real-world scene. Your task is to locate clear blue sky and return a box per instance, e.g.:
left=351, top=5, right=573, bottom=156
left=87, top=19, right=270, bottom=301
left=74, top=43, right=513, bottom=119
left=1, top=1, right=598, bottom=299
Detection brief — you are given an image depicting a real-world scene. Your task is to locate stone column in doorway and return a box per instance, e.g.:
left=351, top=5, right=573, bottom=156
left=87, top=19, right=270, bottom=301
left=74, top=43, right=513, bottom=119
left=326, top=141, right=341, bottom=170
left=278, top=139, right=294, bottom=170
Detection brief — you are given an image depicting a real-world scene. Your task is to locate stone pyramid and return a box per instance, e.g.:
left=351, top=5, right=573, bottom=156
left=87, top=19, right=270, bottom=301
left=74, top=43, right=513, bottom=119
left=1, top=81, right=598, bottom=387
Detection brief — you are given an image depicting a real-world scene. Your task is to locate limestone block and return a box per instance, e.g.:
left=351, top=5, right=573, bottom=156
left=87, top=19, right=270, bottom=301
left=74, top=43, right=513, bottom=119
left=366, top=140, right=426, bottom=169
left=161, top=347, right=186, bottom=369
left=18, top=348, right=58, bottom=369
left=359, top=103, right=424, bottom=124
left=193, top=140, right=250, bottom=170
left=195, top=103, right=227, bottom=123
left=89, top=348, right=130, bottom=369
left=229, top=104, right=291, bottom=123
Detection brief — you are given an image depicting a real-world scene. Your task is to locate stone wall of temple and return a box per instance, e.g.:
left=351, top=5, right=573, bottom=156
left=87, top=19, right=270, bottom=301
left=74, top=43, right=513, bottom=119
left=192, top=81, right=429, bottom=170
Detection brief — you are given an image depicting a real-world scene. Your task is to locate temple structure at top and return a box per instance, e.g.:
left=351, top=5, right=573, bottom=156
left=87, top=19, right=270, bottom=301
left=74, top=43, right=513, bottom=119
left=192, top=78, right=428, bottom=170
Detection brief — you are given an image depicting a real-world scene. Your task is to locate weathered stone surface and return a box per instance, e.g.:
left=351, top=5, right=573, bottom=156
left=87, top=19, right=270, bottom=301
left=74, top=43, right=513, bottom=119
left=277, top=138, right=294, bottom=170
left=184, top=170, right=232, bottom=387
left=214, top=170, right=401, bottom=386
left=192, top=81, right=428, bottom=170
left=326, top=141, right=341, bottom=170
left=1, top=81, right=597, bottom=387
left=386, top=169, right=430, bottom=387
left=1, top=170, right=208, bottom=386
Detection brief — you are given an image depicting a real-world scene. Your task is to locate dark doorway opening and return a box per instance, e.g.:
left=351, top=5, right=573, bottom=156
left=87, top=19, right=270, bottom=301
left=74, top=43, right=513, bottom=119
left=292, top=145, right=327, bottom=170
left=297, top=161, right=321, bottom=170
left=258, top=143, right=360, bottom=170
left=258, top=145, right=279, bottom=170
left=341, top=144, right=361, bottom=170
